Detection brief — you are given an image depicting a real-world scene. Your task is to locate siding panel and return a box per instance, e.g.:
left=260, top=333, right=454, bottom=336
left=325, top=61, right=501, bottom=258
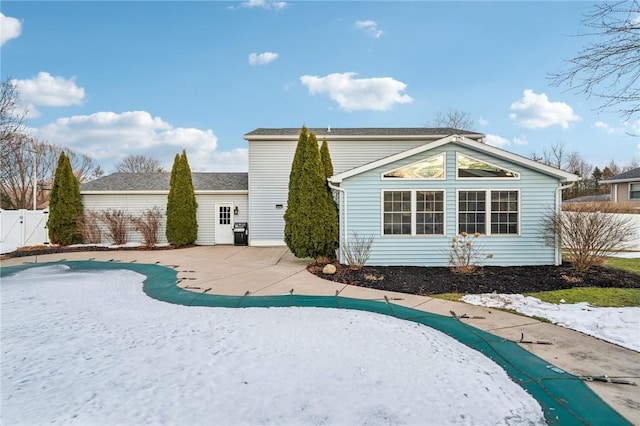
left=341, top=145, right=559, bottom=266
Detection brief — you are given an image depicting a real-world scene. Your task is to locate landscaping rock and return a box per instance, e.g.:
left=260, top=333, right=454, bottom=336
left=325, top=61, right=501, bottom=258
left=322, top=264, right=337, bottom=275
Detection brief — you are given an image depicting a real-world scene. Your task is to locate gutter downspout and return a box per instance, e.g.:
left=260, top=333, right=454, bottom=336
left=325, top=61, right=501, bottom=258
left=328, top=180, right=347, bottom=264
left=555, top=181, right=576, bottom=266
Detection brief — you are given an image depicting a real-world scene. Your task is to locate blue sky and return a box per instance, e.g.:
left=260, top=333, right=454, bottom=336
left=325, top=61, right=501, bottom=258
left=1, top=1, right=639, bottom=173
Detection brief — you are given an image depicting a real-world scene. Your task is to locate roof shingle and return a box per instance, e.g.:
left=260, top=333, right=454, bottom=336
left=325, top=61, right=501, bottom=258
left=81, top=173, right=248, bottom=192
left=244, top=127, right=484, bottom=138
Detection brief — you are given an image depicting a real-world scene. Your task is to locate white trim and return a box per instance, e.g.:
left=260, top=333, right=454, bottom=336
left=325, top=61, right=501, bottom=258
left=628, top=182, right=640, bottom=200
left=81, top=190, right=248, bottom=196
left=614, top=184, right=618, bottom=203
left=381, top=152, right=446, bottom=181
left=330, top=135, right=580, bottom=184
left=455, top=152, right=520, bottom=180
left=455, top=189, right=521, bottom=237
left=380, top=189, right=446, bottom=237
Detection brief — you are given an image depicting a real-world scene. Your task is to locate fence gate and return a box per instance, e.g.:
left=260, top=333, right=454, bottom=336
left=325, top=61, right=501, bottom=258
left=0, top=209, right=49, bottom=247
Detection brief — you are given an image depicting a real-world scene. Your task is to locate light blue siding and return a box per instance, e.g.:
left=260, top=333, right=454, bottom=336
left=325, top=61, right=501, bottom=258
left=340, top=145, right=559, bottom=266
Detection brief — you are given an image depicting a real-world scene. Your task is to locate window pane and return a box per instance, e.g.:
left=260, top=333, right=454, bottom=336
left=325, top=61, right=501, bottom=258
left=458, top=191, right=486, bottom=234
left=384, top=153, right=445, bottom=179
left=457, top=154, right=519, bottom=178
left=383, top=191, right=412, bottom=235
left=490, top=191, right=518, bottom=234
left=416, top=191, right=444, bottom=235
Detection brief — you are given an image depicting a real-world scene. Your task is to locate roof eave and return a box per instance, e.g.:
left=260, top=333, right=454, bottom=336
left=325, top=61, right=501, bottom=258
left=244, top=133, right=485, bottom=142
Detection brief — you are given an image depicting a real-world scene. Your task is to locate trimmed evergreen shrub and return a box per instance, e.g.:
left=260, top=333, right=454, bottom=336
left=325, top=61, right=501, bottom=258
left=284, top=128, right=339, bottom=259
left=165, top=150, right=198, bottom=247
left=320, top=137, right=333, bottom=179
left=48, top=152, right=83, bottom=245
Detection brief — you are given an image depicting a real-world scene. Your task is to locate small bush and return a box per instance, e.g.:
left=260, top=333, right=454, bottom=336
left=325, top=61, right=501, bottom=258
left=131, top=207, right=162, bottom=248
left=544, top=204, right=638, bottom=272
left=448, top=232, right=493, bottom=273
left=100, top=209, right=131, bottom=245
left=79, top=210, right=102, bottom=244
left=342, top=232, right=374, bottom=269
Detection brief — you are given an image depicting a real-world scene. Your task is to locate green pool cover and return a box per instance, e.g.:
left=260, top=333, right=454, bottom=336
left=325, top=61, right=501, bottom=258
left=2, top=260, right=632, bottom=426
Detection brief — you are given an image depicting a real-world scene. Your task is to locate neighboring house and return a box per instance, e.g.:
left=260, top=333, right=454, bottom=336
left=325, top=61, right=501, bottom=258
left=81, top=173, right=248, bottom=245
left=600, top=167, right=640, bottom=207
left=81, top=128, right=579, bottom=267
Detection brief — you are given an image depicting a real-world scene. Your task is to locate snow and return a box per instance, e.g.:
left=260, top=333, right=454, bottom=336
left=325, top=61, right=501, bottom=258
left=2, top=265, right=546, bottom=425
left=462, top=294, right=640, bottom=352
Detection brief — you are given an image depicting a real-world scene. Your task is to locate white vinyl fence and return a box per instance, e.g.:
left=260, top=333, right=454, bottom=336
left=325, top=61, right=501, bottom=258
left=0, top=209, right=50, bottom=247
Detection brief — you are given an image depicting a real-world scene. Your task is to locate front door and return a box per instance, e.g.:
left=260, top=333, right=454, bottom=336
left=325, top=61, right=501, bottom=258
left=215, top=203, right=234, bottom=244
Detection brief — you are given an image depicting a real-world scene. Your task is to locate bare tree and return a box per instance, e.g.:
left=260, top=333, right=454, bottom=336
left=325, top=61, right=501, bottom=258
left=543, top=203, right=638, bottom=271
left=549, top=1, right=640, bottom=122
left=0, top=135, right=102, bottom=209
left=0, top=78, right=26, bottom=144
left=114, top=154, right=164, bottom=173
left=429, top=108, right=474, bottom=130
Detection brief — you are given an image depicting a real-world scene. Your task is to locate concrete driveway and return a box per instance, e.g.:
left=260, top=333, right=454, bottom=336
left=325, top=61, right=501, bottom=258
left=2, top=245, right=639, bottom=424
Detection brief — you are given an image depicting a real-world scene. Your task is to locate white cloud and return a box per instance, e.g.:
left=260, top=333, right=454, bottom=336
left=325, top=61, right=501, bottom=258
left=300, top=72, right=413, bottom=111
left=248, top=52, right=279, bottom=65
left=34, top=110, right=247, bottom=172
left=12, top=72, right=86, bottom=118
left=509, top=89, right=580, bottom=129
left=484, top=134, right=528, bottom=148
left=593, top=120, right=617, bottom=134
left=478, top=117, right=490, bottom=127
left=0, top=13, right=22, bottom=45
left=237, top=0, right=287, bottom=10
left=354, top=20, right=383, bottom=38
left=484, top=134, right=510, bottom=148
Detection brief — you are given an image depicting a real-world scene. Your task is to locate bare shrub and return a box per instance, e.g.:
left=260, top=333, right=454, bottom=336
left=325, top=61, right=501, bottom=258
left=79, top=210, right=102, bottom=244
left=131, top=207, right=162, bottom=248
left=563, top=201, right=638, bottom=214
left=342, top=232, right=375, bottom=269
left=543, top=204, right=638, bottom=271
left=448, top=232, right=493, bottom=273
left=100, top=209, right=131, bottom=245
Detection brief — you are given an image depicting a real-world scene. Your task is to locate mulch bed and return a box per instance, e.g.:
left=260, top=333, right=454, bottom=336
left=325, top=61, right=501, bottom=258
left=308, top=262, right=640, bottom=295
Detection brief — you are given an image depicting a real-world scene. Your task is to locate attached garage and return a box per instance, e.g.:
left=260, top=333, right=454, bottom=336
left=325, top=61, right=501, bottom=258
left=81, top=173, right=248, bottom=245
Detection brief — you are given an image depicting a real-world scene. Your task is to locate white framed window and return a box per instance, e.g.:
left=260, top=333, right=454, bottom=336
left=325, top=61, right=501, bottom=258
left=382, top=190, right=445, bottom=236
left=629, top=182, right=640, bottom=200
left=456, top=153, right=519, bottom=179
left=457, top=189, right=520, bottom=235
left=382, top=153, right=446, bottom=180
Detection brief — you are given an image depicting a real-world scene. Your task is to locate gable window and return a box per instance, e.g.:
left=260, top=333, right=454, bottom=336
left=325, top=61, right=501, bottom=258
left=383, top=190, right=445, bottom=236
left=457, top=153, right=519, bottom=179
left=383, top=153, right=445, bottom=179
left=458, top=190, right=519, bottom=235
left=630, top=183, right=640, bottom=200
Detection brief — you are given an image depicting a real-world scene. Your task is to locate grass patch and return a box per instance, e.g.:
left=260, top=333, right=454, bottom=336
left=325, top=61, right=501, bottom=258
left=526, top=287, right=640, bottom=307
left=432, top=292, right=465, bottom=302
left=604, top=256, right=640, bottom=275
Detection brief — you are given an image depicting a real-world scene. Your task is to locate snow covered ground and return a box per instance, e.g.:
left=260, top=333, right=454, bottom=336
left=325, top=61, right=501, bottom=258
left=0, top=242, right=17, bottom=255
left=2, top=264, right=546, bottom=425
left=462, top=294, right=640, bottom=352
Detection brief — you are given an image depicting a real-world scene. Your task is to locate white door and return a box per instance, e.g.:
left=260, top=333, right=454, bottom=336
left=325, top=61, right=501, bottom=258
left=215, top=203, right=234, bottom=244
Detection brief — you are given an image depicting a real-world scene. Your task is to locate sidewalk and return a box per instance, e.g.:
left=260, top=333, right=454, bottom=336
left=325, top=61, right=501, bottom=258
left=2, top=245, right=639, bottom=424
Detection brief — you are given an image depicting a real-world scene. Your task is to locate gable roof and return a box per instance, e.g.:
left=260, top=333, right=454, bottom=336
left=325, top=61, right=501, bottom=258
left=329, top=135, right=581, bottom=183
left=81, top=172, right=248, bottom=193
left=244, top=127, right=485, bottom=141
left=600, top=167, right=640, bottom=184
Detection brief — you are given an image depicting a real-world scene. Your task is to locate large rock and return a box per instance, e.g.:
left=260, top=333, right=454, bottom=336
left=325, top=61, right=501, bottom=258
left=322, top=264, right=337, bottom=275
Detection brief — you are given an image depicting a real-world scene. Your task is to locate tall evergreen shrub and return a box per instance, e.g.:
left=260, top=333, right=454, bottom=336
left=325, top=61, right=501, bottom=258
left=284, top=128, right=339, bottom=259
left=166, top=150, right=198, bottom=247
left=320, top=137, right=333, bottom=179
left=48, top=152, right=83, bottom=245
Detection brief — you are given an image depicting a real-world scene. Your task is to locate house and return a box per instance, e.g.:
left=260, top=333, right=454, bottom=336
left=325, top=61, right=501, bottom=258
left=80, top=127, right=579, bottom=266
left=81, top=172, right=248, bottom=245
left=600, top=167, right=640, bottom=207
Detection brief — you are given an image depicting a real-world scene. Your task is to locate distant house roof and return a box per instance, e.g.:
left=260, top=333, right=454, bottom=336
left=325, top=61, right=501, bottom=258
left=600, top=167, right=640, bottom=184
left=330, top=135, right=581, bottom=184
left=81, top=172, right=248, bottom=193
left=244, top=127, right=485, bottom=140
